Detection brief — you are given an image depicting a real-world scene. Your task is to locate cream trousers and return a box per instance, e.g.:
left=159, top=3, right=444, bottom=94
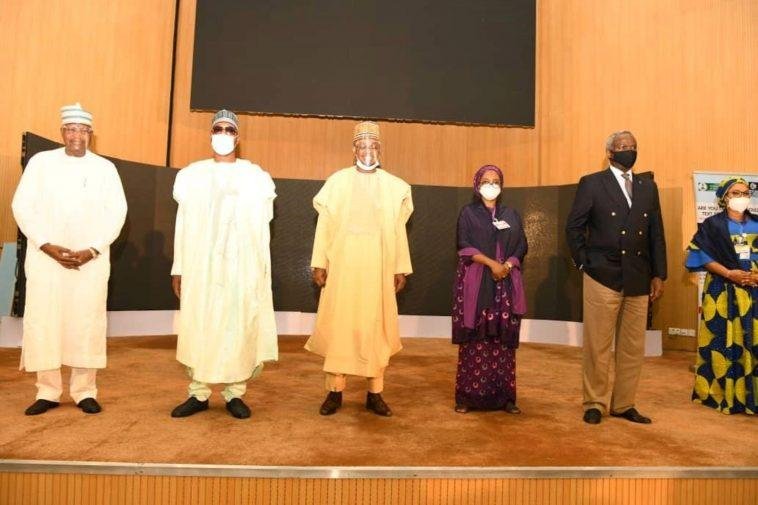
left=36, top=367, right=97, bottom=404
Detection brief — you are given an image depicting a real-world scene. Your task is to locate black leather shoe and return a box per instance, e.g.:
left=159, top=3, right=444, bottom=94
left=76, top=398, right=102, bottom=414
left=319, top=391, right=342, bottom=415
left=583, top=408, right=602, bottom=424
left=171, top=397, right=208, bottom=418
left=226, top=398, right=251, bottom=419
left=25, top=399, right=60, bottom=416
left=611, top=407, right=652, bottom=424
left=503, top=400, right=522, bottom=414
left=366, top=392, right=392, bottom=417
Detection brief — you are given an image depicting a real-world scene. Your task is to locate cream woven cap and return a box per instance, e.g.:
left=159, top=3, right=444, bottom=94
left=353, top=121, right=380, bottom=142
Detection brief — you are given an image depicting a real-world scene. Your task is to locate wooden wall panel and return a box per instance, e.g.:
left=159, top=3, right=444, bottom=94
left=535, top=0, right=757, bottom=343
left=1, top=0, right=755, bottom=348
left=0, top=0, right=176, bottom=243
left=1, top=473, right=757, bottom=505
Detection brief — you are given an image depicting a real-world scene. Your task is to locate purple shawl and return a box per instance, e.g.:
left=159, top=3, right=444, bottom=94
left=457, top=202, right=528, bottom=329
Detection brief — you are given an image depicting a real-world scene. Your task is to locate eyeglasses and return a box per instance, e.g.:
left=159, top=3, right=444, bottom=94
left=354, top=142, right=380, bottom=151
left=727, top=191, right=752, bottom=198
left=212, top=125, right=238, bottom=135
left=61, top=126, right=92, bottom=135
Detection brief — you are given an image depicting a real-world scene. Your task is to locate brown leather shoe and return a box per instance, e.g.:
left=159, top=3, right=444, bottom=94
left=366, top=392, right=392, bottom=417
left=319, top=391, right=342, bottom=415
left=611, top=407, right=652, bottom=424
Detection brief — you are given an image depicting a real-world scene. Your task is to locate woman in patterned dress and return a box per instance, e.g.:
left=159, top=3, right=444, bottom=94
left=452, top=165, right=528, bottom=414
left=686, top=176, right=758, bottom=415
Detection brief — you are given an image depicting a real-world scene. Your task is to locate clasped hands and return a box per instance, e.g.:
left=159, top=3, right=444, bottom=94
left=489, top=260, right=512, bottom=281
left=41, top=243, right=94, bottom=270
left=726, top=269, right=758, bottom=287
left=312, top=267, right=408, bottom=293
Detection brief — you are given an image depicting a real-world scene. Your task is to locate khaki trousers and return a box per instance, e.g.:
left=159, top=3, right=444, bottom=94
left=326, top=369, right=385, bottom=393
left=582, top=273, right=648, bottom=414
left=36, top=367, right=97, bottom=404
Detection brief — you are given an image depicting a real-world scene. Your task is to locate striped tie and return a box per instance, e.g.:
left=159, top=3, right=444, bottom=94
left=622, top=172, right=633, bottom=201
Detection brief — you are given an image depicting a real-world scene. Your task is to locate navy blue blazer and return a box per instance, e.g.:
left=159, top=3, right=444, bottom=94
left=565, top=168, right=667, bottom=296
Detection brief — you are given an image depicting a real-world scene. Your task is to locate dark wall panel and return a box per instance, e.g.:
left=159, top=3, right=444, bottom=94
left=191, top=0, right=536, bottom=126
left=16, top=133, right=582, bottom=322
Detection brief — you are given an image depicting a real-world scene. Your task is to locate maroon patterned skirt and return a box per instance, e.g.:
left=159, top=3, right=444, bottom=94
left=455, top=339, right=516, bottom=410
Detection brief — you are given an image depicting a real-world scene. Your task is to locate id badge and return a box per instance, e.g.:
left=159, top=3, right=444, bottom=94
left=735, top=243, right=750, bottom=260
left=493, top=220, right=510, bottom=230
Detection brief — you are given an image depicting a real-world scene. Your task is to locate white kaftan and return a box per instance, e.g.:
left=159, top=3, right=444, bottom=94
left=172, top=158, right=278, bottom=384
left=11, top=148, right=127, bottom=371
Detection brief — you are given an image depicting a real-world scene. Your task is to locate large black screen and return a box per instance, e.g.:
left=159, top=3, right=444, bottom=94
left=191, top=0, right=536, bottom=126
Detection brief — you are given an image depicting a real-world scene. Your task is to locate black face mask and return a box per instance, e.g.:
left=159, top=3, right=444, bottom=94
left=611, top=150, right=637, bottom=170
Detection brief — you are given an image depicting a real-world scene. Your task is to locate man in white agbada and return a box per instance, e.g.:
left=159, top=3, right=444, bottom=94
left=11, top=103, right=127, bottom=416
left=170, top=110, right=278, bottom=420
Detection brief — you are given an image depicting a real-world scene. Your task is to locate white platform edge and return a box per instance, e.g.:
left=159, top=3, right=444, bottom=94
left=0, top=312, right=662, bottom=356
left=0, top=459, right=754, bottom=479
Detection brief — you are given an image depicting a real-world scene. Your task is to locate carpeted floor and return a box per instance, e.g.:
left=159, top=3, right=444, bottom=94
left=0, top=335, right=755, bottom=467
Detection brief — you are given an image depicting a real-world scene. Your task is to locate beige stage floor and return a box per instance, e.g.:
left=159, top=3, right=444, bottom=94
left=0, top=335, right=755, bottom=467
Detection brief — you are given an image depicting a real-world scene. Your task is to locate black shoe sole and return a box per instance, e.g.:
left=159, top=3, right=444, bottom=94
left=319, top=403, right=341, bottom=415
left=610, top=413, right=652, bottom=424
left=366, top=405, right=392, bottom=417
left=227, top=410, right=251, bottom=419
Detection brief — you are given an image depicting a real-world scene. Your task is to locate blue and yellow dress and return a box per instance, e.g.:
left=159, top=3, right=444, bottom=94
left=686, top=212, right=758, bottom=414
left=685, top=212, right=758, bottom=414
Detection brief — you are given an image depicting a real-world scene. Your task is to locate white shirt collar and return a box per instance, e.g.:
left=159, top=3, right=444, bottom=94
left=609, top=165, right=633, bottom=206
left=609, top=165, right=633, bottom=178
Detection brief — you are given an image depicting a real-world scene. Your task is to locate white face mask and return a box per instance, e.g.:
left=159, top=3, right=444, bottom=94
left=211, top=134, right=236, bottom=156
left=479, top=183, right=501, bottom=201
left=728, top=196, right=750, bottom=213
left=356, top=159, right=379, bottom=171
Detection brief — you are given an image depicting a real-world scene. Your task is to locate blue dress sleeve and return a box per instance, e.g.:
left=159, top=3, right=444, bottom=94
left=685, top=248, right=714, bottom=271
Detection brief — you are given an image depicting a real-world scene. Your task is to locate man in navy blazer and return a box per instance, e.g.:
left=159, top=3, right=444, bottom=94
left=566, top=131, right=667, bottom=425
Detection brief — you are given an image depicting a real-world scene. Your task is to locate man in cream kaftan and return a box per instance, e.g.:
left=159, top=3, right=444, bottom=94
left=306, top=121, right=413, bottom=417
left=11, top=103, right=127, bottom=416
left=170, top=110, right=278, bottom=420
